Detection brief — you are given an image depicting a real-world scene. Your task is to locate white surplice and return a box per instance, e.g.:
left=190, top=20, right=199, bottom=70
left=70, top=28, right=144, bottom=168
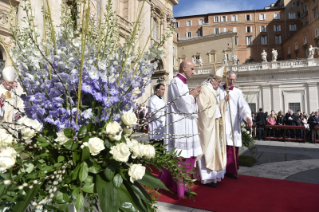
left=148, top=95, right=166, bottom=140
left=164, top=76, right=202, bottom=158
left=217, top=86, right=251, bottom=147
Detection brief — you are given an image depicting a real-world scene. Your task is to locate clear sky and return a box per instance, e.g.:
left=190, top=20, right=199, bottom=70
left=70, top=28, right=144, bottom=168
left=173, top=0, right=279, bottom=17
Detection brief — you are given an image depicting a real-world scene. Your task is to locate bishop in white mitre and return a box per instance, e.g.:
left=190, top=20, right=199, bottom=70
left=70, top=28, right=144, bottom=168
left=0, top=66, right=25, bottom=126
left=148, top=83, right=166, bottom=145
left=194, top=66, right=228, bottom=188
left=217, top=70, right=252, bottom=179
left=160, top=60, right=202, bottom=198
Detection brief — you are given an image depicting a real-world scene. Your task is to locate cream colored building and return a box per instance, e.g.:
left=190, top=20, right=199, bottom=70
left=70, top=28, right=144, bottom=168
left=0, top=0, right=179, bottom=102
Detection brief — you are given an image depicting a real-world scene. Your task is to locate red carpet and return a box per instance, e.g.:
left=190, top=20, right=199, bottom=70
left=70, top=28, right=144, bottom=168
left=156, top=175, right=319, bottom=212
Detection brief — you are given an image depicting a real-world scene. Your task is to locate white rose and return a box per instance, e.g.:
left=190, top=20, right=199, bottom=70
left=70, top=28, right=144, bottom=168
left=86, top=137, right=105, bottom=156
left=121, top=110, right=137, bottom=127
left=131, top=143, right=145, bottom=159
left=125, top=137, right=138, bottom=149
left=17, top=117, right=42, bottom=139
left=123, top=127, right=133, bottom=135
left=110, top=143, right=130, bottom=162
left=0, top=133, right=14, bottom=147
left=242, top=128, right=247, bottom=132
left=4, top=180, right=12, bottom=185
left=128, top=164, right=146, bottom=183
left=55, top=131, right=69, bottom=145
left=105, top=122, right=123, bottom=141
left=31, top=120, right=43, bottom=131
left=143, top=145, right=156, bottom=159
left=0, top=147, right=17, bottom=173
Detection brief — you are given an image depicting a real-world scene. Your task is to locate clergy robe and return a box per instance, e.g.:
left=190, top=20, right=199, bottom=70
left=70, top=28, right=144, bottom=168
left=0, top=84, right=25, bottom=125
left=160, top=74, right=202, bottom=198
left=217, top=85, right=251, bottom=175
left=148, top=95, right=166, bottom=140
left=164, top=74, right=202, bottom=157
left=195, top=83, right=227, bottom=184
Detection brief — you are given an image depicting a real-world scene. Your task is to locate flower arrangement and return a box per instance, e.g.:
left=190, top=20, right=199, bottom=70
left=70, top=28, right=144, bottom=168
left=240, top=123, right=257, bottom=155
left=0, top=0, right=195, bottom=211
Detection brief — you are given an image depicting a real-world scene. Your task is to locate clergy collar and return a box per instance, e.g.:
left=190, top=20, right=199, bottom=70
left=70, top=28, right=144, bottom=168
left=156, top=95, right=162, bottom=99
left=223, top=84, right=234, bottom=90
left=176, top=73, right=187, bottom=84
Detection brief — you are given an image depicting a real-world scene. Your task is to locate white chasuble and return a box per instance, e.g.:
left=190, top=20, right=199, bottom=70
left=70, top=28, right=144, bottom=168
left=195, top=83, right=227, bottom=184
left=0, top=85, right=25, bottom=124
left=148, top=95, right=166, bottom=140
left=217, top=86, right=251, bottom=147
left=164, top=77, right=202, bottom=158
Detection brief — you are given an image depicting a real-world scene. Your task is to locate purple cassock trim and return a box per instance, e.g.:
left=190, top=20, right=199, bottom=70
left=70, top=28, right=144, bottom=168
left=223, top=84, right=234, bottom=90
left=175, top=73, right=187, bottom=84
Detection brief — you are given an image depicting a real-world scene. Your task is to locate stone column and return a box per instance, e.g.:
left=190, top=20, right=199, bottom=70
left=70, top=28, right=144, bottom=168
left=271, top=85, right=281, bottom=112
left=307, top=82, right=318, bottom=113
left=261, top=85, right=271, bottom=112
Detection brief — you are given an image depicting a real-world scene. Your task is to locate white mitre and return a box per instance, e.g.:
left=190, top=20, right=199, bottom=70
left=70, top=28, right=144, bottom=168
left=2, top=66, right=17, bottom=82
left=209, top=65, right=224, bottom=79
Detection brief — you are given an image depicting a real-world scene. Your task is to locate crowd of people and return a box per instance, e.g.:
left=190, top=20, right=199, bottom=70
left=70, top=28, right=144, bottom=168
left=253, top=108, right=319, bottom=143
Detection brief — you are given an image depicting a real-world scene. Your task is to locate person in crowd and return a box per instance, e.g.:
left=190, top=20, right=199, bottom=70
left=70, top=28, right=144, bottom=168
left=0, top=66, right=25, bottom=126
left=299, top=113, right=307, bottom=139
left=308, top=112, right=318, bottom=143
left=276, top=111, right=284, bottom=137
left=139, top=108, right=146, bottom=132
left=252, top=113, right=256, bottom=125
left=303, top=114, right=310, bottom=141
left=315, top=112, right=319, bottom=139
left=217, top=70, right=252, bottom=180
left=195, top=66, right=228, bottom=188
left=148, top=83, right=166, bottom=147
left=160, top=60, right=202, bottom=198
left=256, top=108, right=267, bottom=140
left=266, top=110, right=276, bottom=137
left=284, top=109, right=297, bottom=138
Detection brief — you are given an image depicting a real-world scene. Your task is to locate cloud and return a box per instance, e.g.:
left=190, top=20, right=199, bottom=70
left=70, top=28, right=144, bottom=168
left=174, top=0, right=254, bottom=17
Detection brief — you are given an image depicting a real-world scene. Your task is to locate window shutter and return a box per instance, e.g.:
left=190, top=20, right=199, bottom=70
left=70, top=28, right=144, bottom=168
left=226, top=16, right=228, bottom=22
left=279, top=25, right=281, bottom=31
left=236, top=15, right=238, bottom=21
left=233, top=27, right=237, bottom=32
left=223, top=28, right=226, bottom=32
left=259, top=14, right=262, bottom=20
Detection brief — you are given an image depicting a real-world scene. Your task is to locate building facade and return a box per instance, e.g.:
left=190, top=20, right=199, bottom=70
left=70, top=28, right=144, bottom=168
left=283, top=0, right=319, bottom=59
left=0, top=0, right=179, bottom=102
left=174, top=0, right=302, bottom=65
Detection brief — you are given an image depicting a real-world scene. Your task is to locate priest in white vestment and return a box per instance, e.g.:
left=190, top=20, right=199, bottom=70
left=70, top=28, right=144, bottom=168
left=217, top=70, right=252, bottom=179
left=148, top=83, right=166, bottom=145
left=195, top=66, right=228, bottom=188
left=160, top=60, right=202, bottom=198
left=0, top=66, right=25, bottom=128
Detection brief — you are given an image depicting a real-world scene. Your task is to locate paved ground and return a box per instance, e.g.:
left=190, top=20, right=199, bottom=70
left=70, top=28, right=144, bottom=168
left=135, top=136, right=319, bottom=212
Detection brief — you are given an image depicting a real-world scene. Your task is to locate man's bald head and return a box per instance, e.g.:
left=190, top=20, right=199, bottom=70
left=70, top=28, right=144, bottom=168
left=179, top=60, right=195, bottom=79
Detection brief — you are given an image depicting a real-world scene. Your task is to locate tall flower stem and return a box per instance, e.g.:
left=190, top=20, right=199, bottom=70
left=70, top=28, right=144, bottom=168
left=117, top=0, right=145, bottom=86
left=132, top=0, right=169, bottom=78
left=76, top=0, right=90, bottom=125
left=42, top=0, right=51, bottom=79
left=45, top=0, right=57, bottom=54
